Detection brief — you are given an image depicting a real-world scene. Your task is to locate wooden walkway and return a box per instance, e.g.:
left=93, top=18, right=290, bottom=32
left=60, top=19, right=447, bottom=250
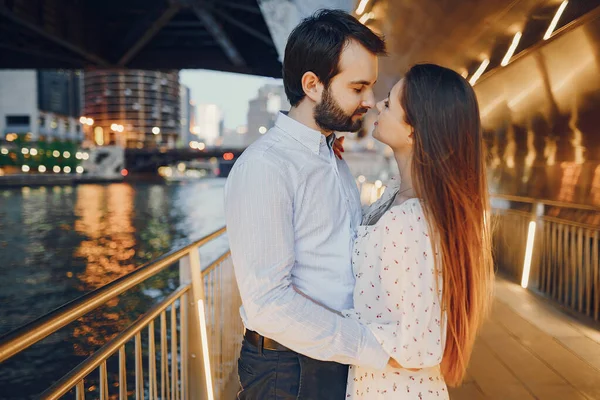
left=449, top=278, right=600, bottom=400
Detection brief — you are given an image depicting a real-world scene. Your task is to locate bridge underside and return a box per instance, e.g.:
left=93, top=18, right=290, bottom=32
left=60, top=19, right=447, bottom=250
left=0, top=0, right=282, bottom=77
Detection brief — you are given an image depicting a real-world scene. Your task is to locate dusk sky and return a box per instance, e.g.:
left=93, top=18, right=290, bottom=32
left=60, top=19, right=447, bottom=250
left=180, top=70, right=284, bottom=130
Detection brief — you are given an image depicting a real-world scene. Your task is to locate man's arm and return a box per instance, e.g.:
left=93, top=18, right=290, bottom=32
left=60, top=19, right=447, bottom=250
left=224, top=157, right=389, bottom=370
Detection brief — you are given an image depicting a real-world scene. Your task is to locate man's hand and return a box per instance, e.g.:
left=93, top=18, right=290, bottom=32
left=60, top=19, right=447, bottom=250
left=333, top=136, right=345, bottom=160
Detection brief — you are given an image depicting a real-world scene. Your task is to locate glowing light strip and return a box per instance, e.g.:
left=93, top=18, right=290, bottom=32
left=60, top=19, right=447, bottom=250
left=501, top=32, right=522, bottom=66
left=544, top=1, right=568, bottom=40
left=356, top=0, right=370, bottom=15
left=359, top=12, right=374, bottom=24
left=521, top=221, right=537, bottom=288
left=469, top=59, right=490, bottom=85
left=198, top=299, right=215, bottom=400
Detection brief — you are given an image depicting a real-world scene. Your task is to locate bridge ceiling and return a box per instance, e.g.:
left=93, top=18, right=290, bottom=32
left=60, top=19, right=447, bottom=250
left=365, top=0, right=600, bottom=88
left=0, top=0, right=282, bottom=77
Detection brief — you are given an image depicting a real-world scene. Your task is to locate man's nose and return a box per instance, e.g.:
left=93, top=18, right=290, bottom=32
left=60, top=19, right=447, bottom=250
left=362, top=90, right=376, bottom=109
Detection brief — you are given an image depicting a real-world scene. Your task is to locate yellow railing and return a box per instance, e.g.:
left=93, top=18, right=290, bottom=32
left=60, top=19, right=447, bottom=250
left=491, top=195, right=600, bottom=321
left=0, top=227, right=243, bottom=399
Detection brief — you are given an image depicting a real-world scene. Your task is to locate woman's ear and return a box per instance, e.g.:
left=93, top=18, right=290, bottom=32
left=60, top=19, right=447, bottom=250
left=301, top=71, right=324, bottom=103
left=407, top=129, right=415, bottom=145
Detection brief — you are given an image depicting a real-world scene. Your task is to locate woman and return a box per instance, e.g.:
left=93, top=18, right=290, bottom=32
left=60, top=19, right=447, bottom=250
left=344, top=64, right=494, bottom=399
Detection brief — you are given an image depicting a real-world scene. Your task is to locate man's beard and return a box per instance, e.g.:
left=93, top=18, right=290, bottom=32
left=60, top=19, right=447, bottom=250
left=314, top=86, right=368, bottom=133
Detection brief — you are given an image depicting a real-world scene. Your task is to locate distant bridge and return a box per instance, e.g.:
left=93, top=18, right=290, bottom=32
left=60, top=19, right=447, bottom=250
left=124, top=147, right=245, bottom=176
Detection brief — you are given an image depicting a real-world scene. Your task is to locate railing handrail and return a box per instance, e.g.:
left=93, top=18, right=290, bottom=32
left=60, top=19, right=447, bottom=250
left=491, top=193, right=600, bottom=212
left=0, top=226, right=227, bottom=364
left=40, top=283, right=192, bottom=399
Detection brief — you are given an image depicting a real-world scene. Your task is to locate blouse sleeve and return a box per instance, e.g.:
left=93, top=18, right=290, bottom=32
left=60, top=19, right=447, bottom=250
left=364, top=203, right=446, bottom=369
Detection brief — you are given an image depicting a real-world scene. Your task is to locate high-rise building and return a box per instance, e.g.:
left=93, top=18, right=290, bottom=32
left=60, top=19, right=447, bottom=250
left=221, top=127, right=246, bottom=148
left=196, top=104, right=223, bottom=147
left=0, top=70, right=84, bottom=143
left=179, top=85, right=192, bottom=148
left=246, top=84, right=289, bottom=146
left=83, top=70, right=180, bottom=149
left=189, top=101, right=198, bottom=145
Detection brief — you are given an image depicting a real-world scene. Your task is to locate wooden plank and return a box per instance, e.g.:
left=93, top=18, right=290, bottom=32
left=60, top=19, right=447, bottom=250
left=525, top=336, right=600, bottom=395
left=528, top=385, right=590, bottom=400
left=448, top=382, right=485, bottom=400
left=481, top=333, right=567, bottom=387
left=467, top=341, right=535, bottom=399
left=560, top=337, right=600, bottom=372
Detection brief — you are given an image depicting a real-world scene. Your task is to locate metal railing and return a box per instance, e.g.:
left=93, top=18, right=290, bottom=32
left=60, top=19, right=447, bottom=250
left=0, top=227, right=243, bottom=399
left=491, top=195, right=600, bottom=321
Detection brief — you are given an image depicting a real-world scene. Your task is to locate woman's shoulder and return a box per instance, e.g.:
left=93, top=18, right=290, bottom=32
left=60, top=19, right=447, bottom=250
left=378, top=198, right=429, bottom=234
left=387, top=198, right=424, bottom=219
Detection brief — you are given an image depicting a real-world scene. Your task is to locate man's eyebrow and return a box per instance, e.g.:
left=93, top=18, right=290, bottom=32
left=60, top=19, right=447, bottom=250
left=350, top=80, right=375, bottom=85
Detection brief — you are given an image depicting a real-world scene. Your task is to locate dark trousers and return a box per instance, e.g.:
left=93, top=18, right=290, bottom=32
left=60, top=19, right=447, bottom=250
left=237, top=338, right=349, bottom=400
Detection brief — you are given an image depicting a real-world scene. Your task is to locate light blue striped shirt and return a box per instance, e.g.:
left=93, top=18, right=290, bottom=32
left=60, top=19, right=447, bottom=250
left=224, top=112, right=388, bottom=370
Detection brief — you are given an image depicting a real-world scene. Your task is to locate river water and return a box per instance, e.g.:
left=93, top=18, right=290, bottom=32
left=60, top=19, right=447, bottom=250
left=0, top=179, right=229, bottom=399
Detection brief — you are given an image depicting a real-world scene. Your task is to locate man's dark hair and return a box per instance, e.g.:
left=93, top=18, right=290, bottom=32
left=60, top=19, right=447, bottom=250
left=283, top=9, right=387, bottom=107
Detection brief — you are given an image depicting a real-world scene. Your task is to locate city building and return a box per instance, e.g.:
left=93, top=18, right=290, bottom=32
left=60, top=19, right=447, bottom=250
left=83, top=70, right=180, bottom=149
left=246, top=83, right=289, bottom=146
left=179, top=84, right=193, bottom=148
left=221, top=127, right=246, bottom=148
left=0, top=70, right=84, bottom=143
left=196, top=104, right=223, bottom=147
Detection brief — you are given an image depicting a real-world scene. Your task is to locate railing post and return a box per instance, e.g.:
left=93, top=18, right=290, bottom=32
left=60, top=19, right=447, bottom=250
left=180, top=247, right=214, bottom=400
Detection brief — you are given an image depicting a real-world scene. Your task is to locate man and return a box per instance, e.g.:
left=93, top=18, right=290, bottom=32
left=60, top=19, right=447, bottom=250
left=225, top=9, right=389, bottom=399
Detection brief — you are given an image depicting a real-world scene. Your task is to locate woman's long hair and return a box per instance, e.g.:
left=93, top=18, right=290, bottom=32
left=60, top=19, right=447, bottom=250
left=400, top=64, right=494, bottom=386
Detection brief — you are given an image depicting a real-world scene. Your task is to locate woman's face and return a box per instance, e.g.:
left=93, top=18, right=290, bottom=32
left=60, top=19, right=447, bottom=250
left=372, top=79, right=414, bottom=151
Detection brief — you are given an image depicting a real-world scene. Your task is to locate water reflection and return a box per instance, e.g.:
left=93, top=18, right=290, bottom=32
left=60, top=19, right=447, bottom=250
left=75, top=184, right=137, bottom=290
left=0, top=179, right=227, bottom=399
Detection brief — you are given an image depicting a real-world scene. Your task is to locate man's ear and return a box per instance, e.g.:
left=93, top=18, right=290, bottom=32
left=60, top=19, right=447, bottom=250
left=301, top=71, right=324, bottom=103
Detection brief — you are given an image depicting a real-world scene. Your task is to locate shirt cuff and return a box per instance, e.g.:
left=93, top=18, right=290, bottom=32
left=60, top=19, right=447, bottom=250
left=357, top=327, right=390, bottom=370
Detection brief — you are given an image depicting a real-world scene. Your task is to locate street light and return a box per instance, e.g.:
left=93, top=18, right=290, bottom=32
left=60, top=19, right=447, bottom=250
left=152, top=127, right=160, bottom=135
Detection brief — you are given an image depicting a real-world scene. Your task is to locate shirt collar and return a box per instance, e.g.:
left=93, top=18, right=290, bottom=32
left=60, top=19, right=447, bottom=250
left=275, top=111, right=334, bottom=155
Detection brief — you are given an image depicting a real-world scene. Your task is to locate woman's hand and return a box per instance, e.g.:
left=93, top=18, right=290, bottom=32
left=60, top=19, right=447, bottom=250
left=333, top=136, right=345, bottom=160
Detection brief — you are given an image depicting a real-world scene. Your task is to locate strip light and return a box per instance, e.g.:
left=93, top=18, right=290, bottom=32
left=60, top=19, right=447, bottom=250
left=198, top=299, right=215, bottom=400
left=501, top=32, right=522, bottom=66
left=359, top=12, right=374, bottom=24
left=469, top=59, right=490, bottom=85
left=521, top=221, right=537, bottom=288
left=544, top=1, right=568, bottom=40
left=356, top=0, right=370, bottom=15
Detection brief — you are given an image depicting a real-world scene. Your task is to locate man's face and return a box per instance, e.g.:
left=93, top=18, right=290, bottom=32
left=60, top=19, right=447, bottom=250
left=314, top=39, right=378, bottom=133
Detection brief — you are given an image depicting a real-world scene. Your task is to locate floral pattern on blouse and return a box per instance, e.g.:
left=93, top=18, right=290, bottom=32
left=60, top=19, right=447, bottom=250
left=345, top=199, right=448, bottom=399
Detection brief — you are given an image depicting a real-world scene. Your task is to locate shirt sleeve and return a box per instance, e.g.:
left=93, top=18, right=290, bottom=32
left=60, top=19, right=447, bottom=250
left=363, top=205, right=446, bottom=369
left=224, top=157, right=389, bottom=370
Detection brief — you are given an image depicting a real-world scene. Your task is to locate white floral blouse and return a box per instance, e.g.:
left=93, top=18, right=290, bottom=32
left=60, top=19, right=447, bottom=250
left=344, top=196, right=449, bottom=399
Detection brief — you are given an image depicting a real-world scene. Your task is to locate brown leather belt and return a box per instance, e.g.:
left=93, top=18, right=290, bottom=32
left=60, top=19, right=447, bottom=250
left=244, top=330, right=291, bottom=352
